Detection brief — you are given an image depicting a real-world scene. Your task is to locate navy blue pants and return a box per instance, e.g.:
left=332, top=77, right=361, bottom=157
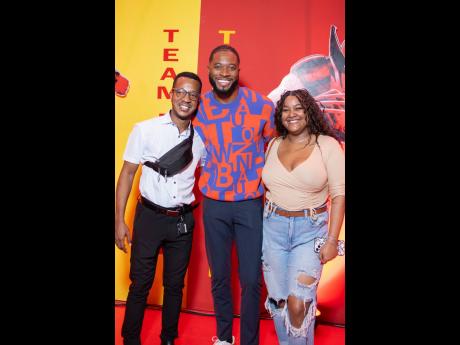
left=122, top=201, right=194, bottom=345
left=203, top=197, right=263, bottom=345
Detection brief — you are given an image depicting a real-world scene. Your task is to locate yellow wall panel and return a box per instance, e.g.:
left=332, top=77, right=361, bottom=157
left=115, top=0, right=202, bottom=305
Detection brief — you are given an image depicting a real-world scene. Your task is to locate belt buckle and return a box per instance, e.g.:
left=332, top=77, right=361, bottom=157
left=167, top=209, right=180, bottom=216
left=310, top=207, right=318, bottom=220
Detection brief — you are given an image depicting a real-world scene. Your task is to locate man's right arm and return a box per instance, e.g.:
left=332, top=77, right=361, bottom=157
left=263, top=101, right=277, bottom=143
left=115, top=161, right=139, bottom=253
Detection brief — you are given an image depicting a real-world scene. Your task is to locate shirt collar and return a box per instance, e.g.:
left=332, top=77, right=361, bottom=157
left=160, top=111, right=192, bottom=135
left=159, top=111, right=174, bottom=125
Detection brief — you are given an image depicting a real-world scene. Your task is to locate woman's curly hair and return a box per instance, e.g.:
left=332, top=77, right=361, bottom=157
left=274, top=89, right=339, bottom=142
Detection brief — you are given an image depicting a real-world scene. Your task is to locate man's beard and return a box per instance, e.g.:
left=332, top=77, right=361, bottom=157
left=209, top=75, right=239, bottom=99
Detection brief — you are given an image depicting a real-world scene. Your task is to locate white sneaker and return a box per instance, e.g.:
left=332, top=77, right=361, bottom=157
left=211, top=335, right=235, bottom=344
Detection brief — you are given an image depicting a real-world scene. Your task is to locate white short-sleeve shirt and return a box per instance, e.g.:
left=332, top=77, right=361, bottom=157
left=123, top=111, right=206, bottom=208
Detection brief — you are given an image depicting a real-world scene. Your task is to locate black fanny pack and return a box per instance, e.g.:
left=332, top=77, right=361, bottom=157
left=144, top=124, right=194, bottom=178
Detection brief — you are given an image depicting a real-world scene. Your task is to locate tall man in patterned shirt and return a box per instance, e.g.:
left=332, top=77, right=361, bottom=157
left=193, top=45, right=276, bottom=345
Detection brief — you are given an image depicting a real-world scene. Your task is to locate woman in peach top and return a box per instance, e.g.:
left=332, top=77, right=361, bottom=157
left=261, top=89, right=345, bottom=345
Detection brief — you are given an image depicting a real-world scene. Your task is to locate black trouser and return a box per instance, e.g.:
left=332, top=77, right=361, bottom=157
left=122, top=201, right=194, bottom=345
left=203, top=197, right=263, bottom=345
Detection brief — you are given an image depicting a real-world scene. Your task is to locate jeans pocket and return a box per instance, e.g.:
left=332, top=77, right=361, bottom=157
left=309, top=211, right=328, bottom=228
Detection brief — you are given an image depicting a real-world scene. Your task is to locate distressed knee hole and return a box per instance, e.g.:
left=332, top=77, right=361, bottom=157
left=265, top=296, right=287, bottom=317
left=297, top=273, right=317, bottom=288
left=268, top=297, right=286, bottom=308
left=288, top=295, right=311, bottom=317
left=284, top=296, right=317, bottom=337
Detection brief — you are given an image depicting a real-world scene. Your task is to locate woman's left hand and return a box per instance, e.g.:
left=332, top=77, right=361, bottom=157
left=319, top=242, right=338, bottom=264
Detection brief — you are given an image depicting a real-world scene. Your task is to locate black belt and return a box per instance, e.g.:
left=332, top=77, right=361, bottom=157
left=140, top=196, right=195, bottom=217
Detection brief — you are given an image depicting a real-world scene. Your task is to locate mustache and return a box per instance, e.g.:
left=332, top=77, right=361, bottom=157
left=209, top=75, right=239, bottom=96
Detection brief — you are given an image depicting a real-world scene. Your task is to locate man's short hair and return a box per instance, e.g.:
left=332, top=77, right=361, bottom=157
left=209, top=44, right=240, bottom=64
left=173, top=71, right=202, bottom=91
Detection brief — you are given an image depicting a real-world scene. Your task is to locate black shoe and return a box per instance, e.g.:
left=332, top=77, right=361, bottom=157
left=160, top=339, right=174, bottom=345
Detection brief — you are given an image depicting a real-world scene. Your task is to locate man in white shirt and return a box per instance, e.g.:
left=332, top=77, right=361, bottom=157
left=115, top=71, right=205, bottom=345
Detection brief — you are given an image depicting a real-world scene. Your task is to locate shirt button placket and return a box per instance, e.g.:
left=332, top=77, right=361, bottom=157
left=173, top=179, right=177, bottom=200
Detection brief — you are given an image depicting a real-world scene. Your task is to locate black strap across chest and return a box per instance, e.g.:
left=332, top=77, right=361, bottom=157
left=144, top=124, right=194, bottom=178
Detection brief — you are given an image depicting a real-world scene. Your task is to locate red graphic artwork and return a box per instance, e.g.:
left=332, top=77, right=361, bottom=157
left=268, top=25, right=345, bottom=141
left=115, top=69, right=130, bottom=97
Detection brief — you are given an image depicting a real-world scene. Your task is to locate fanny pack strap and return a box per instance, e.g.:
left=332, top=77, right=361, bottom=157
left=144, top=124, right=194, bottom=178
left=144, top=160, right=167, bottom=178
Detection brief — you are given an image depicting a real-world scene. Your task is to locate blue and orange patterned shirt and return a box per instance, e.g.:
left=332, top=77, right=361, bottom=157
left=193, top=87, right=276, bottom=201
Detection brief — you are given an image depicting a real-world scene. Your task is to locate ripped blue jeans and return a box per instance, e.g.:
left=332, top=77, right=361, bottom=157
left=262, top=201, right=328, bottom=345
